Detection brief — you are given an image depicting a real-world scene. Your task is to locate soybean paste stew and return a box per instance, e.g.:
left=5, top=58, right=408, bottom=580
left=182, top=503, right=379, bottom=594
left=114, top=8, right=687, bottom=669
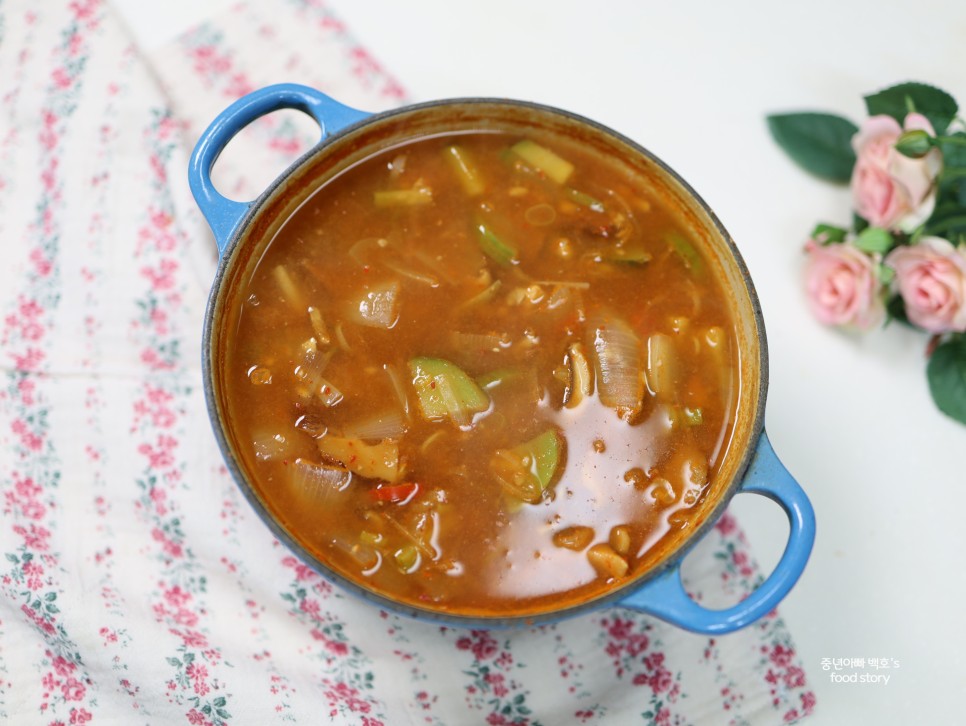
left=223, top=129, right=738, bottom=616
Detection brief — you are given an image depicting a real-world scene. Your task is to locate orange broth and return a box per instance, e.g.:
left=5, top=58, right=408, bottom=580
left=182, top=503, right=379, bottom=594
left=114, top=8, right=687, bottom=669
left=222, top=130, right=738, bottom=616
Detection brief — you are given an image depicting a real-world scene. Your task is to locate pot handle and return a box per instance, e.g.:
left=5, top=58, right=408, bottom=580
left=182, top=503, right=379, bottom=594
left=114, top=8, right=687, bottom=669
left=617, top=431, right=815, bottom=634
left=188, top=83, right=369, bottom=255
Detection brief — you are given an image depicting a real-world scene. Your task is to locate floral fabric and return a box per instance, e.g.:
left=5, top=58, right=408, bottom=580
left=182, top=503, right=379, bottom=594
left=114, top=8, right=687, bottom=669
left=0, top=1, right=815, bottom=723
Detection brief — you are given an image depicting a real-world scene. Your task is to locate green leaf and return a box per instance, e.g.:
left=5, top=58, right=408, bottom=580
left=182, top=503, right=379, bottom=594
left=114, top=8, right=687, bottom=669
left=167, top=657, right=182, bottom=667
left=936, top=132, right=966, bottom=211
left=864, top=82, right=958, bottom=135
left=885, top=294, right=911, bottom=327
left=767, top=112, right=858, bottom=182
left=811, top=223, right=848, bottom=244
left=927, top=335, right=966, bottom=424
left=213, top=697, right=227, bottom=708
left=925, top=202, right=966, bottom=242
left=876, top=262, right=896, bottom=285
left=44, top=592, right=57, bottom=601
left=853, top=227, right=896, bottom=254
left=853, top=213, right=870, bottom=234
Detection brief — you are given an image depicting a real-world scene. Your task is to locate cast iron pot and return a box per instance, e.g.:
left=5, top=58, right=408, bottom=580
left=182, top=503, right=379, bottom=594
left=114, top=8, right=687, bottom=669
left=189, top=84, right=815, bottom=634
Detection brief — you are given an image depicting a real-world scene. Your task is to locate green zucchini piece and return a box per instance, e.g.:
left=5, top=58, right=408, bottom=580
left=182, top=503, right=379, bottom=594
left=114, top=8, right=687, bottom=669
left=408, top=357, right=490, bottom=426
left=491, top=429, right=563, bottom=503
left=668, top=232, right=704, bottom=274
left=510, top=140, right=574, bottom=184
left=476, top=220, right=518, bottom=266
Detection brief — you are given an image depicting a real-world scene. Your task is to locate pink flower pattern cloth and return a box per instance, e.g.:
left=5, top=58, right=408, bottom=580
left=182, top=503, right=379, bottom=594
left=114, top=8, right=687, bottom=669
left=0, top=1, right=816, bottom=723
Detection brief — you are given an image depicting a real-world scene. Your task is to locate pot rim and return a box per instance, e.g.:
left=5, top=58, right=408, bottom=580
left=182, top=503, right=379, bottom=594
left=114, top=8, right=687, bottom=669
left=201, top=96, right=769, bottom=627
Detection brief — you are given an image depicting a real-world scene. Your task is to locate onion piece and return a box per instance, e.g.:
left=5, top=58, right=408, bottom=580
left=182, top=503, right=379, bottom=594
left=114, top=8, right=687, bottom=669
left=588, top=312, right=644, bottom=420
left=290, top=458, right=352, bottom=504
left=293, top=338, right=334, bottom=401
left=316, top=377, right=343, bottom=407
left=383, top=258, right=439, bottom=287
left=272, top=264, right=305, bottom=311
left=450, top=331, right=507, bottom=353
left=307, top=306, right=331, bottom=345
left=384, top=364, right=410, bottom=419
left=443, top=145, right=485, bottom=196
left=251, top=430, right=291, bottom=462
left=348, top=237, right=388, bottom=267
left=457, top=279, right=502, bottom=311
left=373, top=185, right=433, bottom=207
left=646, top=333, right=678, bottom=399
left=340, top=409, right=408, bottom=441
left=334, top=323, right=352, bottom=352
left=330, top=535, right=380, bottom=574
left=546, top=285, right=571, bottom=310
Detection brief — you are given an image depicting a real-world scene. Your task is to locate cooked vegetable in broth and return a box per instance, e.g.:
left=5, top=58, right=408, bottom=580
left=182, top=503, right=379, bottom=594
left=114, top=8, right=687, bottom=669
left=222, top=129, right=738, bottom=616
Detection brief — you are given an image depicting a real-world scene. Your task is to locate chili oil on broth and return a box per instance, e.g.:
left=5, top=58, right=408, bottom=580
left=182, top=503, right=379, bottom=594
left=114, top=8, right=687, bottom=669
left=221, top=128, right=738, bottom=616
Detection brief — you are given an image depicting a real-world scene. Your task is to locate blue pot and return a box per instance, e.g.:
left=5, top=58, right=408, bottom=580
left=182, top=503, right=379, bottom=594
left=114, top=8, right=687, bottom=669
left=189, top=84, right=815, bottom=634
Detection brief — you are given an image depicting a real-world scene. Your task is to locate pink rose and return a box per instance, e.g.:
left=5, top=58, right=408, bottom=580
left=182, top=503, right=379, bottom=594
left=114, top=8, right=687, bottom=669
left=886, top=236, right=966, bottom=332
left=804, top=241, right=884, bottom=329
left=851, top=113, right=942, bottom=231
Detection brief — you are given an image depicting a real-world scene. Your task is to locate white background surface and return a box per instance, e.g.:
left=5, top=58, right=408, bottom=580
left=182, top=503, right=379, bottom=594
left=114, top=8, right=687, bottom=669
left=114, top=1, right=966, bottom=722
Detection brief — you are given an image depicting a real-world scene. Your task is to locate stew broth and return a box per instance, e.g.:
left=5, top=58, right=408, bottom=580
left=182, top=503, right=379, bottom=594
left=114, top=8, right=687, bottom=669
left=221, top=129, right=738, bottom=616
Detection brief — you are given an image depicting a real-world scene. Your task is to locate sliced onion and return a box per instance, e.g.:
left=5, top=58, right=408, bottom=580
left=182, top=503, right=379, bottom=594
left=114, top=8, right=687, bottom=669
left=293, top=338, right=334, bottom=400
left=450, top=331, right=506, bottom=352
left=646, top=333, right=678, bottom=398
left=383, top=257, right=439, bottom=287
left=384, top=364, right=410, bottom=419
left=272, top=264, right=304, bottom=311
left=546, top=285, right=571, bottom=311
left=330, top=535, right=380, bottom=573
left=291, top=458, right=352, bottom=504
left=307, top=306, right=330, bottom=345
left=589, top=312, right=644, bottom=420
left=340, top=409, right=408, bottom=441
left=317, top=377, right=344, bottom=407
left=348, top=237, right=388, bottom=267
left=457, top=279, right=502, bottom=310
left=251, top=430, right=291, bottom=461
